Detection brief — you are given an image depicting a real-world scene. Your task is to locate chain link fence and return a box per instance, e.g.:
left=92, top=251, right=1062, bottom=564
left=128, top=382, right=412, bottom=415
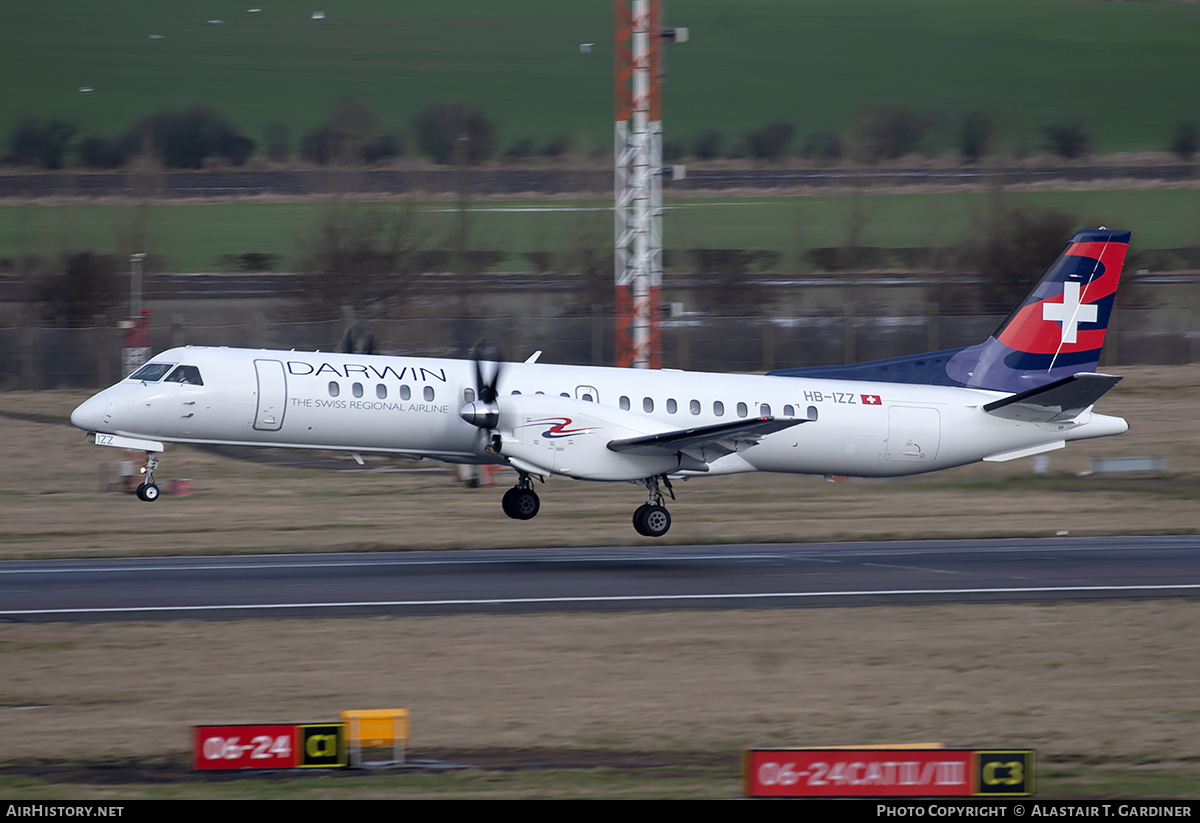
left=1, top=309, right=1195, bottom=391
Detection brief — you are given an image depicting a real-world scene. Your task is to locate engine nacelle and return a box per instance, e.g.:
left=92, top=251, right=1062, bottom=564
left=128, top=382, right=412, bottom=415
left=490, top=395, right=681, bottom=481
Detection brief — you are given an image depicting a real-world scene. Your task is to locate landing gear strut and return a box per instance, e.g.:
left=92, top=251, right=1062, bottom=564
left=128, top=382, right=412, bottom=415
left=501, top=471, right=541, bottom=520
left=135, top=451, right=160, bottom=502
left=632, top=475, right=674, bottom=537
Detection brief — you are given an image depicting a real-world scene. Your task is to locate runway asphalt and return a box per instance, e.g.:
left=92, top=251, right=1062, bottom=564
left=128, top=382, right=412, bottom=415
left=1, top=535, right=1198, bottom=622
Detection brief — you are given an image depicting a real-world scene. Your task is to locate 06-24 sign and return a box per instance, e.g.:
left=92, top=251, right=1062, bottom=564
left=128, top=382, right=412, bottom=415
left=193, top=724, right=346, bottom=770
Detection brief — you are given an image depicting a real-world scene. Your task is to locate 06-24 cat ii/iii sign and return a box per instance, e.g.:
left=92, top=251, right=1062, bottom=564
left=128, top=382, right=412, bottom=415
left=743, top=748, right=1034, bottom=797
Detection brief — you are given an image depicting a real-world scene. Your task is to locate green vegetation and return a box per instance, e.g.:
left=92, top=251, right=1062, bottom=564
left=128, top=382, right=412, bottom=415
left=3, top=189, right=1198, bottom=273
left=3, top=1, right=1200, bottom=158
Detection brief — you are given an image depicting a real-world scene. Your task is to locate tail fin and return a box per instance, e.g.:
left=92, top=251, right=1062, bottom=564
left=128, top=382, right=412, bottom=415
left=767, top=228, right=1130, bottom=393
left=945, top=228, right=1130, bottom=392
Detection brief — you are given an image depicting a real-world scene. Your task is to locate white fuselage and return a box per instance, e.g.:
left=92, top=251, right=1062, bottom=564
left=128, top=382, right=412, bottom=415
left=70, top=346, right=1128, bottom=481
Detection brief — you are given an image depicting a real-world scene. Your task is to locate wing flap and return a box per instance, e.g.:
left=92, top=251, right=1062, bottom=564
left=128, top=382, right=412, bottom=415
left=982, top=372, right=1122, bottom=423
left=607, top=416, right=806, bottom=459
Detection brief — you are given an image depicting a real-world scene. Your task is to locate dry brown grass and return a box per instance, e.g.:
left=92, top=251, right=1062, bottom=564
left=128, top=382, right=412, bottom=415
left=1, top=604, right=1198, bottom=765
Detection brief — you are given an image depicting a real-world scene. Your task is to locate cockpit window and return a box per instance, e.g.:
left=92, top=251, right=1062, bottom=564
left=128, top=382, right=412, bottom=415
left=129, top=363, right=174, bottom=382
left=164, top=365, right=204, bottom=386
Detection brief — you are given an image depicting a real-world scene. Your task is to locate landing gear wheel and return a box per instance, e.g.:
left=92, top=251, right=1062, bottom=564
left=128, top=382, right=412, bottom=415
left=510, top=488, right=540, bottom=520
left=502, top=487, right=540, bottom=520
left=633, top=504, right=670, bottom=537
left=137, top=482, right=160, bottom=502
left=501, top=487, right=519, bottom=518
left=632, top=504, right=651, bottom=534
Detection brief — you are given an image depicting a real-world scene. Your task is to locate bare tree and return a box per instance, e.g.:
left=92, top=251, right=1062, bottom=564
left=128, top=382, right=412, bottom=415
left=856, top=107, right=928, bottom=162
left=33, top=252, right=123, bottom=327
left=293, top=202, right=422, bottom=322
left=967, top=200, right=1078, bottom=311
left=302, top=96, right=400, bottom=166
left=565, top=206, right=613, bottom=313
left=412, top=102, right=495, bottom=165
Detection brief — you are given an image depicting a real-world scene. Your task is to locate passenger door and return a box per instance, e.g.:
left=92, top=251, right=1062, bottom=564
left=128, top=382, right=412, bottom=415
left=253, top=359, right=287, bottom=431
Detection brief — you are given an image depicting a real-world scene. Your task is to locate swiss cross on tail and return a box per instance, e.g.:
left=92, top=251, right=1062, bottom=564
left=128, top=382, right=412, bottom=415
left=1042, top=281, right=1098, bottom=344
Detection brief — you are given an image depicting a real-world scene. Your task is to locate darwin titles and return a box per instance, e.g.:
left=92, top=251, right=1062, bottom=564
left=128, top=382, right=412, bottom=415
left=286, top=361, right=447, bottom=383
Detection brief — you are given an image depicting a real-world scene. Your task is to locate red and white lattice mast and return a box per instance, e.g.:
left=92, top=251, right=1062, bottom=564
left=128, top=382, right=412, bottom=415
left=614, top=1, right=684, bottom=368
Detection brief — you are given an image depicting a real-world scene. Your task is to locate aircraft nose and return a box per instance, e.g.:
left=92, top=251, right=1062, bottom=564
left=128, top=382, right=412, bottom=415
left=70, top=394, right=109, bottom=431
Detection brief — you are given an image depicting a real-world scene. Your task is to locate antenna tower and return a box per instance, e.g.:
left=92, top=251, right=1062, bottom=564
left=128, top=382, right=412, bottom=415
left=614, top=0, right=664, bottom=369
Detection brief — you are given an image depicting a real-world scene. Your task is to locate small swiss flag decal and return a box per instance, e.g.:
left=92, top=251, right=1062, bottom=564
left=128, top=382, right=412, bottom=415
left=861, top=394, right=882, bottom=405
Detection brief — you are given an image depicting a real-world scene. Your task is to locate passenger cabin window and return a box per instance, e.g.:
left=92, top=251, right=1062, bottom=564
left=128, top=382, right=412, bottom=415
left=807, top=405, right=818, bottom=421
left=328, top=382, right=340, bottom=397
left=690, top=399, right=701, bottom=415
left=352, top=382, right=364, bottom=398
left=424, top=386, right=435, bottom=401
left=582, top=393, right=594, bottom=402
left=463, top=388, right=475, bottom=403
left=666, top=399, right=677, bottom=414
left=737, top=402, right=748, bottom=418
left=377, top=384, right=388, bottom=400
left=643, top=397, right=654, bottom=413
left=713, top=401, right=725, bottom=417
left=760, top=403, right=771, bottom=416
left=620, top=396, right=631, bottom=411
left=783, top=404, right=795, bottom=417
left=129, top=363, right=173, bottom=382
left=400, top=385, right=411, bottom=401
left=164, top=365, right=204, bottom=385
left=560, top=392, right=570, bottom=398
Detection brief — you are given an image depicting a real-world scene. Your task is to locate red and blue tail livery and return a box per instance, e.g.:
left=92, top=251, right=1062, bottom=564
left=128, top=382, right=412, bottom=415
left=948, top=228, right=1129, bottom=392
left=771, top=229, right=1130, bottom=394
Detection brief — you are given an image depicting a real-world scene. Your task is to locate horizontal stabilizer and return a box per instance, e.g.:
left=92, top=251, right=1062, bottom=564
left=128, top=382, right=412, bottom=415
left=608, top=416, right=805, bottom=462
left=982, top=373, right=1122, bottom=423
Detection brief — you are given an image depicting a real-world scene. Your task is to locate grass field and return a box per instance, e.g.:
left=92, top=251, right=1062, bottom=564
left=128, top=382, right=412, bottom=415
left=2, top=605, right=1199, bottom=798
left=3, top=1, right=1199, bottom=156
left=4, top=188, right=1200, bottom=272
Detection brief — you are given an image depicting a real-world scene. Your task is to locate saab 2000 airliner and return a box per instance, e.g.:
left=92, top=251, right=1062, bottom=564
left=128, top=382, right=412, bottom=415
left=71, top=229, right=1131, bottom=537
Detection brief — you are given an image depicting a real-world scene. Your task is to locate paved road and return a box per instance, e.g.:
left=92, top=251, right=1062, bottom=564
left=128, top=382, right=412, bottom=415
left=0, top=165, right=1194, bottom=200
left=1, top=535, right=1197, bottom=622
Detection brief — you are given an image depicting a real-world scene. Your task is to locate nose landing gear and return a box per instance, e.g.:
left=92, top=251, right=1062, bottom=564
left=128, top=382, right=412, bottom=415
left=134, top=451, right=160, bottom=502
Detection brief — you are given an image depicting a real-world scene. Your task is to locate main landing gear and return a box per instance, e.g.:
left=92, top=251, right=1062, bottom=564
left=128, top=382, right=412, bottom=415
left=501, top=472, right=541, bottom=521
left=135, top=451, right=160, bottom=502
left=632, top=475, right=674, bottom=538
left=496, top=472, right=676, bottom=537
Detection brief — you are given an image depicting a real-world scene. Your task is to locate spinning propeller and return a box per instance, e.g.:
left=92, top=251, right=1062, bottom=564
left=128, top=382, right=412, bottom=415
left=460, top=351, right=503, bottom=432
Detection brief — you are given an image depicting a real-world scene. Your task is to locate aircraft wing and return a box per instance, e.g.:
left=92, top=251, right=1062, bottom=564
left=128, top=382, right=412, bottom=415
left=607, top=416, right=807, bottom=465
left=982, top=373, right=1123, bottom=423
